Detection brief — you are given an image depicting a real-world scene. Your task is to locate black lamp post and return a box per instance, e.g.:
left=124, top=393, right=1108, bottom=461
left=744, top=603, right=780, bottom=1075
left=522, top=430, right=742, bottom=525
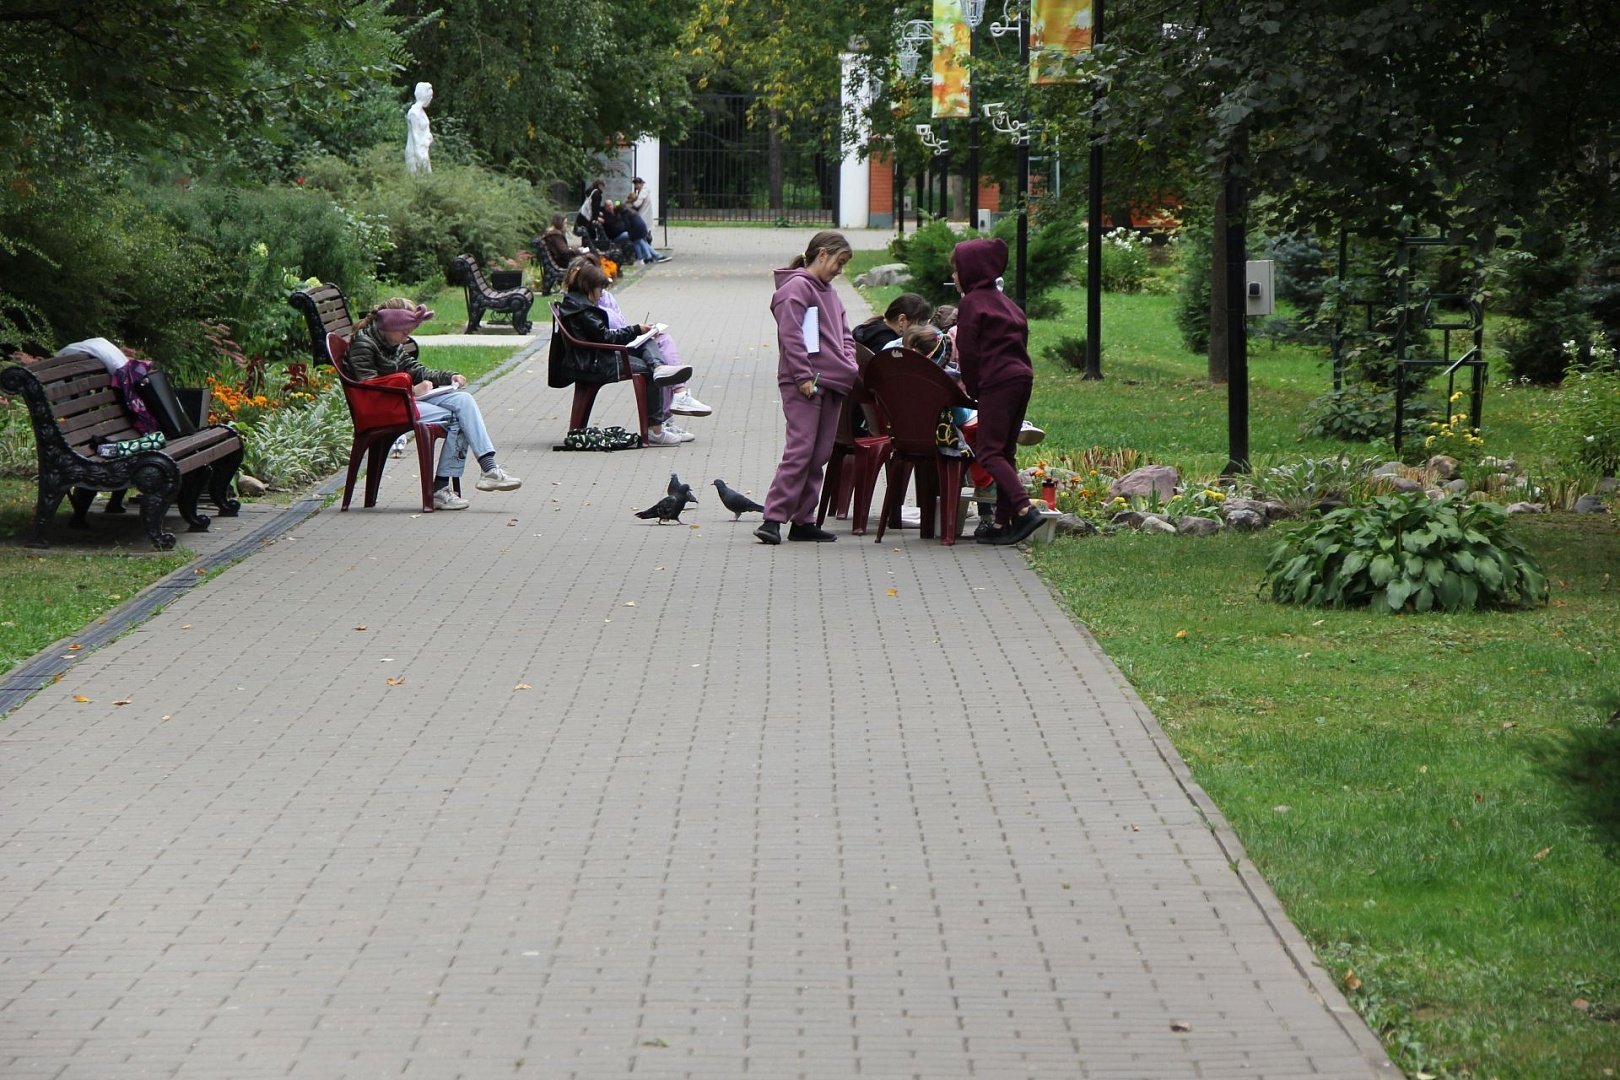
left=1082, top=0, right=1105, bottom=379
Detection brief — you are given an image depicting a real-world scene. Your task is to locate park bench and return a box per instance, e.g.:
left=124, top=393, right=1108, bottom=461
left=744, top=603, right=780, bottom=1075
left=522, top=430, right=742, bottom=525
left=287, top=282, right=423, bottom=367
left=453, top=254, right=535, bottom=334
left=1, top=352, right=243, bottom=550
left=531, top=240, right=569, bottom=294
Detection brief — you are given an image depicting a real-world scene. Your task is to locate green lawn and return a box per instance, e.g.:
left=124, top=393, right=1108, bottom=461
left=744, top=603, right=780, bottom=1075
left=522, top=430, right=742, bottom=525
left=850, top=248, right=1620, bottom=1078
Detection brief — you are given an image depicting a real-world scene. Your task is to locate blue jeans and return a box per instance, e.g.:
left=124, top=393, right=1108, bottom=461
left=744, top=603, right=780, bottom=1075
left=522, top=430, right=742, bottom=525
left=414, top=391, right=494, bottom=478
left=631, top=237, right=657, bottom=262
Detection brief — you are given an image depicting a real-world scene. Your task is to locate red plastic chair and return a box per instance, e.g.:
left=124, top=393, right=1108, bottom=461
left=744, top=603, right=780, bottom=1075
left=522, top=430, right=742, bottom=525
left=817, top=345, right=892, bottom=534
left=865, top=347, right=977, bottom=546
left=550, top=302, right=649, bottom=441
left=326, top=332, right=451, bottom=513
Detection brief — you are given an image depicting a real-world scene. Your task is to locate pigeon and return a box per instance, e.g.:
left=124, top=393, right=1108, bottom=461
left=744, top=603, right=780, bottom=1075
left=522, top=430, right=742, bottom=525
left=636, top=473, right=698, bottom=523
left=713, top=479, right=765, bottom=520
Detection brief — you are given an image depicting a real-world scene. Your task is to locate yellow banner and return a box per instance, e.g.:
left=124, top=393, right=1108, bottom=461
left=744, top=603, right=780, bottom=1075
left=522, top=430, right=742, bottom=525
left=1030, top=0, right=1093, bottom=84
left=931, top=0, right=971, bottom=119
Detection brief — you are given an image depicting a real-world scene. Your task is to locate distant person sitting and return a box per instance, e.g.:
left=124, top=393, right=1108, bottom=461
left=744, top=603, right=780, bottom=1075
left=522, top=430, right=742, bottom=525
left=853, top=293, right=932, bottom=353
left=540, top=213, right=588, bottom=269
left=621, top=202, right=668, bottom=264
left=550, top=260, right=693, bottom=447
left=342, top=299, right=521, bottom=509
left=565, top=254, right=711, bottom=430
left=603, top=201, right=663, bottom=264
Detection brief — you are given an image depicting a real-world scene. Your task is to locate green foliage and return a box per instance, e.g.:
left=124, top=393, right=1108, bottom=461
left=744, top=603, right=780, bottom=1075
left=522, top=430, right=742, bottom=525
left=1264, top=233, right=1332, bottom=309
left=0, top=174, right=218, bottom=364
left=1262, top=493, right=1548, bottom=613
left=888, top=218, right=961, bottom=307
left=1553, top=357, right=1620, bottom=476
left=301, top=146, right=550, bottom=284
left=993, top=210, right=1084, bottom=303
left=1301, top=385, right=1393, bottom=442
left=1040, top=336, right=1090, bottom=373
left=1248, top=456, right=1380, bottom=513
left=1174, top=222, right=1212, bottom=354
left=238, top=387, right=353, bottom=490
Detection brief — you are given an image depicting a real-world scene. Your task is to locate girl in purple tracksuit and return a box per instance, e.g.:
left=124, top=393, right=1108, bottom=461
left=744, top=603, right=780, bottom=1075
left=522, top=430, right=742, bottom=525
left=953, top=237, right=1045, bottom=546
left=756, top=231, right=858, bottom=545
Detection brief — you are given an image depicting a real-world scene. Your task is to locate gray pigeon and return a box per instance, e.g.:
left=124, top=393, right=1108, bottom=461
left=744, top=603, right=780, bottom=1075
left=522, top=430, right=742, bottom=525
left=637, top=473, right=697, bottom=523
left=713, top=479, right=765, bottom=520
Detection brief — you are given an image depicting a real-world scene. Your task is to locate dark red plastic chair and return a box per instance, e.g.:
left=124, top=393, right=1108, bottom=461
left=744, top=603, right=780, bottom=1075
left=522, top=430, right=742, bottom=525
left=327, top=332, right=451, bottom=513
left=817, top=345, right=892, bottom=535
left=550, top=302, right=649, bottom=441
left=865, top=347, right=976, bottom=546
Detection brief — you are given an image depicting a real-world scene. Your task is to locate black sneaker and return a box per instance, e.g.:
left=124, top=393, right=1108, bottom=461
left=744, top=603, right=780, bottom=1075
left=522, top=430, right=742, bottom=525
left=974, top=522, right=1008, bottom=544
left=787, top=522, right=837, bottom=542
left=754, top=520, right=782, bottom=545
left=992, top=506, right=1047, bottom=546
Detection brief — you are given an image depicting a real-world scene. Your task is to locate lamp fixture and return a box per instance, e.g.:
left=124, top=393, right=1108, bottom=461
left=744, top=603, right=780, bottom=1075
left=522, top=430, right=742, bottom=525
left=964, top=0, right=987, bottom=29
left=989, top=0, right=1024, bottom=38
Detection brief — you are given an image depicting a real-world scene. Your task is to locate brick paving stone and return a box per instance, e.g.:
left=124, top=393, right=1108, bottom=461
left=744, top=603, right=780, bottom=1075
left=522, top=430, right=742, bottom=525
left=0, top=227, right=1396, bottom=1080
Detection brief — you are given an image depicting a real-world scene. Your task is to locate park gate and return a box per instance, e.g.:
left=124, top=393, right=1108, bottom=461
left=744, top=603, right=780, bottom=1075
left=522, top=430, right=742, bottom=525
left=661, top=93, right=839, bottom=225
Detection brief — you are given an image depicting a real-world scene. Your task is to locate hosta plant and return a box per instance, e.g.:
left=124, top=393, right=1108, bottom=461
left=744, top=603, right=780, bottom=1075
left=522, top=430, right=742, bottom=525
left=1261, top=492, right=1548, bottom=613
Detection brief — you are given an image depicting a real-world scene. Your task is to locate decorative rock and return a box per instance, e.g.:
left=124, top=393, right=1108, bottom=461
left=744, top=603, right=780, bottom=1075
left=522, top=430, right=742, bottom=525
left=1482, top=455, right=1522, bottom=474
left=1140, top=516, right=1178, bottom=534
left=1427, top=455, right=1460, bottom=480
left=1388, top=477, right=1424, bottom=493
left=1226, top=508, right=1268, bottom=531
left=1505, top=501, right=1546, bottom=514
left=1055, top=513, right=1098, bottom=537
left=1573, top=494, right=1609, bottom=514
left=1313, top=498, right=1348, bottom=515
left=1176, top=516, right=1223, bottom=536
left=1597, top=477, right=1619, bottom=494
left=853, top=263, right=912, bottom=287
left=1372, top=461, right=1404, bottom=476
left=1224, top=496, right=1289, bottom=520
left=1110, top=464, right=1180, bottom=501
left=236, top=474, right=268, bottom=496
left=1442, top=478, right=1469, bottom=493
left=1425, top=488, right=1446, bottom=501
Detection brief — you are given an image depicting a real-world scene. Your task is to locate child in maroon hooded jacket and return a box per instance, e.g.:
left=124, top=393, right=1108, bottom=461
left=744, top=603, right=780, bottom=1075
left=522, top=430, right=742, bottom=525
left=756, top=230, right=858, bottom=544
left=953, top=237, right=1045, bottom=545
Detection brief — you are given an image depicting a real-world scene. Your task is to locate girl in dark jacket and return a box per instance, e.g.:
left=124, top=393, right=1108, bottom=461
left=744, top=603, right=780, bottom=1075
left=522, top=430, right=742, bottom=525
left=548, top=260, right=691, bottom=446
left=952, top=237, right=1045, bottom=545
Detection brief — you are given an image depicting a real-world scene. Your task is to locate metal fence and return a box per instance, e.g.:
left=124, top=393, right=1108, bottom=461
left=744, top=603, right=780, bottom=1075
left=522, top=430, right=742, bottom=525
left=661, top=94, right=839, bottom=225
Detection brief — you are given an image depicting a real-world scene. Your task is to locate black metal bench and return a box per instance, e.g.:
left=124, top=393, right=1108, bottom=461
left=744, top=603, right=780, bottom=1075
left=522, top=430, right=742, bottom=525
left=1, top=353, right=243, bottom=550
left=530, top=240, right=569, bottom=295
left=453, top=255, right=534, bottom=334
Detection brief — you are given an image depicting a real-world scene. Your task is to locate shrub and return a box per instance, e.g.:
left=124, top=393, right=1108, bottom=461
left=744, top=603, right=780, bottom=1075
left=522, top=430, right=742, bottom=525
left=1041, top=335, right=1089, bottom=372
left=1489, top=238, right=1595, bottom=384
left=301, top=145, right=550, bottom=284
left=1554, top=346, right=1620, bottom=476
left=1174, top=221, right=1211, bottom=354
left=1075, top=227, right=1152, bottom=293
left=887, top=217, right=958, bottom=307
left=1264, top=233, right=1331, bottom=310
left=237, top=386, right=352, bottom=490
left=1301, top=385, right=1393, bottom=442
left=1261, top=492, right=1548, bottom=613
left=1249, top=456, right=1380, bottom=513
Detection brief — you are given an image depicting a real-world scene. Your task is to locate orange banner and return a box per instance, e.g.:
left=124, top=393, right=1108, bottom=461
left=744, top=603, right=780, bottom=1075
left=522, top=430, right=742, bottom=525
left=931, top=0, right=971, bottom=119
left=1030, top=0, right=1093, bottom=84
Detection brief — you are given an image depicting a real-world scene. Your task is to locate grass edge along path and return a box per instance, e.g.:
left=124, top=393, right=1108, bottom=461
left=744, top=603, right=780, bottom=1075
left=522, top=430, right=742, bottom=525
left=1032, top=517, right=1620, bottom=1079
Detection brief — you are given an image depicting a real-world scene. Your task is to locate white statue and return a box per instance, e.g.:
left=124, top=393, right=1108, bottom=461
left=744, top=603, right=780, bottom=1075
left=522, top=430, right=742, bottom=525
left=405, top=82, right=433, bottom=174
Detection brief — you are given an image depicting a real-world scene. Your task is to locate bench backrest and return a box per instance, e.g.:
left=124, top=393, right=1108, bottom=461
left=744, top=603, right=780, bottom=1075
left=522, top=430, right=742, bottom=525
left=9, top=354, right=141, bottom=457
left=455, top=254, right=499, bottom=297
left=289, top=283, right=354, bottom=365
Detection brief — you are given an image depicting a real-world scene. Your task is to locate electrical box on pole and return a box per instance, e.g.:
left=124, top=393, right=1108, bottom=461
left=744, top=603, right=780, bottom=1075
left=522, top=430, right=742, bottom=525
left=1244, top=259, right=1274, bottom=317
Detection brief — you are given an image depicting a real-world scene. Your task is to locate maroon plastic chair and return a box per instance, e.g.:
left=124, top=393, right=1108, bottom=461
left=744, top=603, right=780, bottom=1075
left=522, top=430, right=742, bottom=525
left=550, top=302, right=649, bottom=442
left=327, top=332, right=451, bottom=513
left=865, top=347, right=976, bottom=546
left=817, top=345, right=892, bottom=534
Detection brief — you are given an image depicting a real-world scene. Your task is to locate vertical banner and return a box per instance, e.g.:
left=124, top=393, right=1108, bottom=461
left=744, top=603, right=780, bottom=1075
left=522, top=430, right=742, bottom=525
left=1030, top=0, right=1094, bottom=84
left=931, top=0, right=971, bottom=119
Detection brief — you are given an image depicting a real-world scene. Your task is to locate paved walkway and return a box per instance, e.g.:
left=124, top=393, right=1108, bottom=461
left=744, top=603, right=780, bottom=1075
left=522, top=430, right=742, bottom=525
left=1, top=228, right=1395, bottom=1079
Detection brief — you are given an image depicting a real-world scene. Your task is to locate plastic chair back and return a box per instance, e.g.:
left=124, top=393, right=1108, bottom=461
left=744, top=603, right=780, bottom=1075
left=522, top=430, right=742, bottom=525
left=863, top=347, right=974, bottom=456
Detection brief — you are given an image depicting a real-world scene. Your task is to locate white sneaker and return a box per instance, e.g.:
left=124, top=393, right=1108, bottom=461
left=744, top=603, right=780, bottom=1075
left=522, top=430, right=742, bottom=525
left=1017, top=421, right=1047, bottom=446
left=663, top=422, right=697, bottom=443
left=670, top=390, right=712, bottom=416
left=476, top=466, right=522, bottom=491
left=389, top=435, right=408, bottom=458
left=645, top=427, right=684, bottom=446
left=432, top=487, right=469, bottom=510
left=652, top=364, right=693, bottom=387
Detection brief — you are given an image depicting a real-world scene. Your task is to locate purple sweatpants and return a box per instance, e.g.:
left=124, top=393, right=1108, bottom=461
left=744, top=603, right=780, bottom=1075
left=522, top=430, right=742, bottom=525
left=763, top=386, right=844, bottom=525
left=974, top=377, right=1033, bottom=525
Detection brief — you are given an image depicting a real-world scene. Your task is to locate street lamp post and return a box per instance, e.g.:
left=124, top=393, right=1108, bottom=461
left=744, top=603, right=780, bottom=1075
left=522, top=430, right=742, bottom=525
left=965, top=0, right=985, bottom=231
left=1083, top=0, right=1105, bottom=380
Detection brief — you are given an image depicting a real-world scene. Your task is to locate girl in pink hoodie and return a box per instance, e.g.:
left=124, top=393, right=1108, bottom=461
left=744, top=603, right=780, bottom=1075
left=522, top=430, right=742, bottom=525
left=757, top=231, right=859, bottom=544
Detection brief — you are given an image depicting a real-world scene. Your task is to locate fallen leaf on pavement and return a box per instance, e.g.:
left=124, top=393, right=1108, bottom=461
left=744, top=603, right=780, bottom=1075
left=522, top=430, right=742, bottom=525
left=354, top=625, right=368, bottom=631
left=1169, top=1020, right=1192, bottom=1033
left=887, top=587, right=898, bottom=597
left=515, top=683, right=532, bottom=690
left=72, top=694, right=90, bottom=703
left=112, top=699, right=131, bottom=707
left=386, top=676, right=406, bottom=686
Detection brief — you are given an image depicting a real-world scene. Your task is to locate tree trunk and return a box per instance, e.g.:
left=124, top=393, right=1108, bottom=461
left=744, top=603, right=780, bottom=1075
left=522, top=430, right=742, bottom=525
left=1207, top=182, right=1229, bottom=384
left=768, top=113, right=784, bottom=213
